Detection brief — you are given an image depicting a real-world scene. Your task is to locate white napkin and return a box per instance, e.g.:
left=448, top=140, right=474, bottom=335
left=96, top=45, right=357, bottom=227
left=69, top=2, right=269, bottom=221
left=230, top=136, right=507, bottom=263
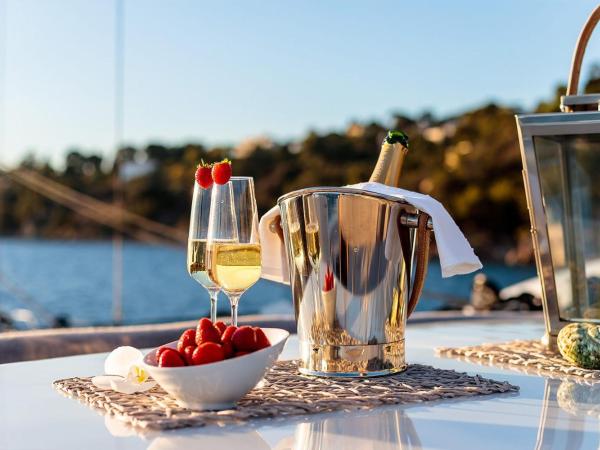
left=259, top=206, right=290, bottom=283
left=352, top=182, right=482, bottom=277
left=258, top=182, right=482, bottom=283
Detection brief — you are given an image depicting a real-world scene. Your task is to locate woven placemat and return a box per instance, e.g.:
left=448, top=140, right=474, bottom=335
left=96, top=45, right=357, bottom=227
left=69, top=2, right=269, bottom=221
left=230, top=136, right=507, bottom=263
left=436, top=339, right=600, bottom=381
left=53, top=360, right=517, bottom=431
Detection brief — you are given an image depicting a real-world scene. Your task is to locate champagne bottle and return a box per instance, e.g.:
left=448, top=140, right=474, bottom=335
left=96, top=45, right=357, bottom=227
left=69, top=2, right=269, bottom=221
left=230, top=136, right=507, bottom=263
left=368, top=130, right=409, bottom=187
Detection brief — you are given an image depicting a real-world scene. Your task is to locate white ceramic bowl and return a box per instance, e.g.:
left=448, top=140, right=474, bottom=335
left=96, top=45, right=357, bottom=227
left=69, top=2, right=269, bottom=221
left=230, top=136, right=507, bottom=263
left=143, top=328, right=289, bottom=410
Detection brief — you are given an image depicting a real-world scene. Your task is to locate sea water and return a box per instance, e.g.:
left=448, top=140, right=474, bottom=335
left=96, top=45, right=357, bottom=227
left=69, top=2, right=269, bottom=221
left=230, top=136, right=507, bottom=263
left=0, top=238, right=536, bottom=327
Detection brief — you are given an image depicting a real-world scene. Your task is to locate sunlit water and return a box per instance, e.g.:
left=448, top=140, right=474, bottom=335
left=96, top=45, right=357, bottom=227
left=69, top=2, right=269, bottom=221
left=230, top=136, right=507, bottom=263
left=0, top=239, right=536, bottom=327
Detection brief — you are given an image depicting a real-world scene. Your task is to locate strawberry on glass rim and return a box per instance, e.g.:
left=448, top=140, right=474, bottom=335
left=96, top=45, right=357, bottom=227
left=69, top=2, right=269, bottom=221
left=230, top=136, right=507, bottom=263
left=212, top=159, right=232, bottom=185
left=195, top=160, right=213, bottom=189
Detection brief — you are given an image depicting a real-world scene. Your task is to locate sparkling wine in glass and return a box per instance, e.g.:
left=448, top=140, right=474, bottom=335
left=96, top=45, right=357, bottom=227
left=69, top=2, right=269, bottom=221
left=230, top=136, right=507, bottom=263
left=188, top=182, right=221, bottom=322
left=207, top=177, right=261, bottom=326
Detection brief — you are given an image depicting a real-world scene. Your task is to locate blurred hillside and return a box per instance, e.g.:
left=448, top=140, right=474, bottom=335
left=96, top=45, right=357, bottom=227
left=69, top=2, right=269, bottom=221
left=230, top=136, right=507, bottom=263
left=1, top=78, right=592, bottom=265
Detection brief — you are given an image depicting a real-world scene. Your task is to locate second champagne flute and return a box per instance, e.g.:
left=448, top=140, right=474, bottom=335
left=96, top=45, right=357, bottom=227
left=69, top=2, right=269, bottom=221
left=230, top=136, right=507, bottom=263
left=206, top=177, right=261, bottom=326
left=188, top=182, right=221, bottom=322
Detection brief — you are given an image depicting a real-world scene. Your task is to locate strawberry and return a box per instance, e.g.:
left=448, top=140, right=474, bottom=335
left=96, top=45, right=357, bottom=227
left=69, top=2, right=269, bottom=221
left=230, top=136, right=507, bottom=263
left=231, top=326, right=257, bottom=352
left=158, top=348, right=185, bottom=367
left=234, top=351, right=250, bottom=357
left=254, top=327, right=271, bottom=350
left=214, top=321, right=227, bottom=336
left=192, top=342, right=225, bottom=365
left=195, top=160, right=213, bottom=189
left=196, top=318, right=221, bottom=345
left=197, top=317, right=214, bottom=331
left=182, top=345, right=196, bottom=365
left=156, top=345, right=171, bottom=360
left=177, top=329, right=196, bottom=353
left=221, top=325, right=237, bottom=344
left=211, top=159, right=232, bottom=185
left=222, top=341, right=234, bottom=358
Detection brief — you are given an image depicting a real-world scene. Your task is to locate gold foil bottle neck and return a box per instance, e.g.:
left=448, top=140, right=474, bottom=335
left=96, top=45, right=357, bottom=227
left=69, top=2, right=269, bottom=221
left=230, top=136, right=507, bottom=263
left=368, top=141, right=408, bottom=187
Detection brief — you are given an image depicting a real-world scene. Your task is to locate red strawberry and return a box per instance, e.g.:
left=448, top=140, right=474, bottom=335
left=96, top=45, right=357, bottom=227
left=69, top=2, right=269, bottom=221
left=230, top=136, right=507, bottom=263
left=177, top=329, right=196, bottom=353
left=234, top=351, right=250, bottom=357
left=192, top=342, right=225, bottom=365
left=197, top=317, right=214, bottom=331
left=231, top=326, right=257, bottom=352
left=221, top=325, right=237, bottom=344
left=195, top=160, right=213, bottom=189
left=222, top=341, right=234, bottom=358
left=158, top=348, right=185, bottom=367
left=182, top=345, right=196, bottom=365
left=211, top=159, right=232, bottom=185
left=156, top=345, right=171, bottom=360
left=196, top=318, right=221, bottom=345
left=254, top=327, right=271, bottom=350
left=214, top=321, right=227, bottom=336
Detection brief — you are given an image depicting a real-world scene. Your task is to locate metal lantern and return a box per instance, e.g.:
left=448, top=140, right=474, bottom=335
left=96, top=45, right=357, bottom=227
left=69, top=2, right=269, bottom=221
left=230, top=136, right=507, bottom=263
left=516, top=6, right=600, bottom=347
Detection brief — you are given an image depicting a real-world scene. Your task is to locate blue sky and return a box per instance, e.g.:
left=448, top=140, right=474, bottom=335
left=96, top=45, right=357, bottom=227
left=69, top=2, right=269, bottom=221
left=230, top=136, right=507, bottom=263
left=2, top=0, right=600, bottom=167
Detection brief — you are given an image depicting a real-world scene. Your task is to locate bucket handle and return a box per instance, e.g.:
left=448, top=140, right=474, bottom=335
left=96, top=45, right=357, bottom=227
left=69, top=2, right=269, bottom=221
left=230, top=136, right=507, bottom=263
left=398, top=212, right=431, bottom=318
left=567, top=5, right=600, bottom=97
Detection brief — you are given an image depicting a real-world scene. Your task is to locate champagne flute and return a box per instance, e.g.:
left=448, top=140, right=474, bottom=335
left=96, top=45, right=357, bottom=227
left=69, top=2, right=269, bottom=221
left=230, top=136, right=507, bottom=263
left=187, top=182, right=220, bottom=322
left=207, top=177, right=261, bottom=326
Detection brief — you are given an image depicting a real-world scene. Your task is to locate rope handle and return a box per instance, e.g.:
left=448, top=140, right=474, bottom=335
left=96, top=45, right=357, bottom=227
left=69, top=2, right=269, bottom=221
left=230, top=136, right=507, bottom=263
left=398, top=212, right=431, bottom=318
left=567, top=5, right=600, bottom=96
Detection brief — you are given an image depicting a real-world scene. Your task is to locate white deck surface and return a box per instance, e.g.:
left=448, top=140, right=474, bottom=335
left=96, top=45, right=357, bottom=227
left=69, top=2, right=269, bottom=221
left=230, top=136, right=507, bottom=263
left=2, top=317, right=600, bottom=449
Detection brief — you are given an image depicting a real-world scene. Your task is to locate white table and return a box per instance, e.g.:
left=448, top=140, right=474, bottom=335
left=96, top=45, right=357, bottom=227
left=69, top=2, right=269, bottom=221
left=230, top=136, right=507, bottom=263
left=2, top=317, right=600, bottom=450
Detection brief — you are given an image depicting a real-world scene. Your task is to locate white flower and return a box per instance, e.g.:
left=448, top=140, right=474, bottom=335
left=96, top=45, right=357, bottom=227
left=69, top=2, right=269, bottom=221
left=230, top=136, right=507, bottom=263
left=92, top=346, right=156, bottom=394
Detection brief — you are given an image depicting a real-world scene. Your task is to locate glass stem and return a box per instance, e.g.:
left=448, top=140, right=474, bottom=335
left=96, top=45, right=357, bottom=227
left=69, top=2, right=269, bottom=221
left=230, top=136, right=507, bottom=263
left=209, top=290, right=219, bottom=323
left=229, top=294, right=240, bottom=326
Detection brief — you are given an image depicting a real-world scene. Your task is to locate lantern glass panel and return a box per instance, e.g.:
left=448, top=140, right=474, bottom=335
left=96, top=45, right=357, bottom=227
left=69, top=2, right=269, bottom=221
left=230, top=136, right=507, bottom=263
left=534, top=134, right=600, bottom=321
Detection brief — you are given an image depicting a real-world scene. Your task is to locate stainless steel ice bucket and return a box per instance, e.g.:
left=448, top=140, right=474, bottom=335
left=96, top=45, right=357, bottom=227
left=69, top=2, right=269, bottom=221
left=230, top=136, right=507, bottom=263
left=276, top=187, right=431, bottom=377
